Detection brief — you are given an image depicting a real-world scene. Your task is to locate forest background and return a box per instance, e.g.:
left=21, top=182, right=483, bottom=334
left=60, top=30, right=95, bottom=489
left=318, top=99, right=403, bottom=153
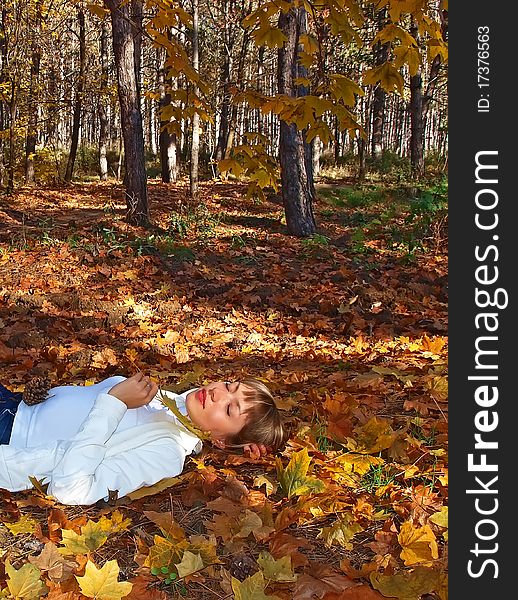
left=0, top=1, right=448, bottom=599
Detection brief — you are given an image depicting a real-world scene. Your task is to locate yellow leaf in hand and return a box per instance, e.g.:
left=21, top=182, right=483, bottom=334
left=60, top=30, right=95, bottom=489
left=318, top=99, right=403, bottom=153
left=76, top=560, right=132, bottom=600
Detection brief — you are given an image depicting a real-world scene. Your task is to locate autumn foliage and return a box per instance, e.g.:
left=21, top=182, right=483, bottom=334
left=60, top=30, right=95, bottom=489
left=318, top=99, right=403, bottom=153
left=0, top=179, right=447, bottom=599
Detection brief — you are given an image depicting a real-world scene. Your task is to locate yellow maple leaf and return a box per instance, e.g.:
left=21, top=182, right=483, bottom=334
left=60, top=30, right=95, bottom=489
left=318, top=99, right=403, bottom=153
left=394, top=45, right=421, bottom=77
left=231, top=571, right=280, bottom=600
left=276, top=448, right=325, bottom=499
left=429, top=506, right=448, bottom=540
left=60, top=520, right=108, bottom=556
left=98, top=510, right=132, bottom=534
left=76, top=560, right=132, bottom=600
left=5, top=514, right=38, bottom=535
left=363, top=63, right=404, bottom=95
left=5, top=560, right=47, bottom=599
left=257, top=551, right=297, bottom=582
left=371, top=566, right=444, bottom=600
left=317, top=512, right=363, bottom=549
left=398, top=521, right=439, bottom=566
left=253, top=25, right=287, bottom=49
left=346, top=417, right=396, bottom=454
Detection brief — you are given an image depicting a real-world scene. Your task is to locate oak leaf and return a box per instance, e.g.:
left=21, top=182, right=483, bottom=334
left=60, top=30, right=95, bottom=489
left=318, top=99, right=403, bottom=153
left=76, top=560, right=132, bottom=600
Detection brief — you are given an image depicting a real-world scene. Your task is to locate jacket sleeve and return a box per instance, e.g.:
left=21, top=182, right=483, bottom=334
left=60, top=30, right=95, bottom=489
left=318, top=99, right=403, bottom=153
left=47, top=393, right=186, bottom=506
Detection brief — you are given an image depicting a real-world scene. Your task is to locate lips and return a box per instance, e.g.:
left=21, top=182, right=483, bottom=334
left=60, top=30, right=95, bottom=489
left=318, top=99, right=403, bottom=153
left=198, top=388, right=206, bottom=408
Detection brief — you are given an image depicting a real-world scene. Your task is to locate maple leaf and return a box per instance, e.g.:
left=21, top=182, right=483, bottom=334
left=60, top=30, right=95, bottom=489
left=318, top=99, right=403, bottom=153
left=5, top=514, right=38, bottom=535
left=29, top=543, right=77, bottom=583
left=5, top=559, right=48, bottom=599
left=60, top=520, right=109, bottom=555
left=346, top=418, right=396, bottom=454
left=231, top=571, right=280, bottom=600
left=370, top=566, right=444, bottom=600
left=398, top=522, right=439, bottom=566
left=256, top=551, right=297, bottom=582
left=317, top=512, right=364, bottom=550
left=363, top=63, right=404, bottom=96
left=276, top=448, right=325, bottom=499
left=76, top=560, right=132, bottom=600
left=429, top=506, right=448, bottom=540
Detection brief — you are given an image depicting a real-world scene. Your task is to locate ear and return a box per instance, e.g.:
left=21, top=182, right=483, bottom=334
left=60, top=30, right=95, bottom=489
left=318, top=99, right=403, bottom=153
left=212, top=438, right=227, bottom=450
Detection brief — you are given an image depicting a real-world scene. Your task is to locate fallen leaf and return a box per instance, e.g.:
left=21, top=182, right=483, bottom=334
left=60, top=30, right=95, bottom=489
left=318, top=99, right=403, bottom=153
left=76, top=560, right=132, bottom=600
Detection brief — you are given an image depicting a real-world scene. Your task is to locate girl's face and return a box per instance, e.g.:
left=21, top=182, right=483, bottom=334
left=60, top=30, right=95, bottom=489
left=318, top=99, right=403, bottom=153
left=185, top=381, right=251, bottom=441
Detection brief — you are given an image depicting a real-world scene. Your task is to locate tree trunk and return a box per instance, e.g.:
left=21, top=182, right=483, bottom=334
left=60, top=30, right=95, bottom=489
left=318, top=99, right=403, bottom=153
left=98, top=18, right=110, bottom=181
left=159, top=57, right=178, bottom=183
left=65, top=7, right=86, bottom=182
left=409, top=20, right=425, bottom=178
left=189, top=0, right=200, bottom=198
left=25, top=0, right=42, bottom=184
left=371, top=9, right=389, bottom=160
left=105, top=0, right=149, bottom=226
left=277, top=6, right=316, bottom=237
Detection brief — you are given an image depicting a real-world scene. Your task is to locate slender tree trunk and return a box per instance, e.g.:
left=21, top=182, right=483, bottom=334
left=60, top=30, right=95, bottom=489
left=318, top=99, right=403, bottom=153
left=65, top=7, right=86, bottom=182
left=371, top=14, right=389, bottom=160
left=159, top=57, right=178, bottom=183
left=7, top=86, right=16, bottom=193
left=189, top=0, right=200, bottom=198
left=278, top=6, right=316, bottom=237
left=409, top=20, right=425, bottom=178
left=105, top=0, right=149, bottom=226
left=25, top=0, right=42, bottom=184
left=98, top=18, right=110, bottom=181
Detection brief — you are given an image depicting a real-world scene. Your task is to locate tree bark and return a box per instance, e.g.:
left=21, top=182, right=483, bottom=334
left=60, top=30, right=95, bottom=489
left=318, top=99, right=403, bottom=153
left=105, top=0, right=149, bottom=226
left=98, top=18, right=110, bottom=181
left=278, top=5, right=316, bottom=237
left=371, top=9, right=389, bottom=160
left=189, top=0, right=200, bottom=198
left=159, top=56, right=178, bottom=183
left=65, top=7, right=86, bottom=182
left=25, top=0, right=42, bottom=184
left=409, top=20, right=425, bottom=178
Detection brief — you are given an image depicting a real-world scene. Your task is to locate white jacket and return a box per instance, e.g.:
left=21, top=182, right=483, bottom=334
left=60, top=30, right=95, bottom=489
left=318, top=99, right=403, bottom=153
left=0, top=378, right=202, bottom=505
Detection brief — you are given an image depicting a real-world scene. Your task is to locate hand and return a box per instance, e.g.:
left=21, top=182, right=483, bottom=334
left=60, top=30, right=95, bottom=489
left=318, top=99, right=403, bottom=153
left=243, top=443, right=268, bottom=459
left=108, top=373, right=158, bottom=409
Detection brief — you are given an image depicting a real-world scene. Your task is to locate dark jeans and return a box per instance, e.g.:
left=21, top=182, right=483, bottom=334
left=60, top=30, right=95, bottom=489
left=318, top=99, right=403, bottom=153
left=0, top=384, right=22, bottom=444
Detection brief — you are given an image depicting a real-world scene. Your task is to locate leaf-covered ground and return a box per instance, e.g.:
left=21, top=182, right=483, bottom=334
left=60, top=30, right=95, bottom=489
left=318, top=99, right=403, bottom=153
left=0, top=179, right=448, bottom=600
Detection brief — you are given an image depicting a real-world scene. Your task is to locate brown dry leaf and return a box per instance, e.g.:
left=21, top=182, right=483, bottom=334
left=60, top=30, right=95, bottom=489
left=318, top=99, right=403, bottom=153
left=269, top=532, right=311, bottom=569
left=29, top=542, right=77, bottom=582
left=323, top=585, right=386, bottom=599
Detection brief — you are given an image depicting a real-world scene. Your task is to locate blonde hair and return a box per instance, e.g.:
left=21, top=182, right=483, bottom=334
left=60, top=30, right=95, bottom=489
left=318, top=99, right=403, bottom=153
left=225, top=378, right=286, bottom=452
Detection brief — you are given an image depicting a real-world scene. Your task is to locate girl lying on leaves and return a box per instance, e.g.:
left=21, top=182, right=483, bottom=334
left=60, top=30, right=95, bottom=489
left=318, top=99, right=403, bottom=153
left=0, top=373, right=285, bottom=506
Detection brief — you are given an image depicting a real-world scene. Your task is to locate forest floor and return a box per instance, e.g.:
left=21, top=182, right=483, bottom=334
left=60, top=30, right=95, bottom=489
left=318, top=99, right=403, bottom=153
left=0, top=176, right=448, bottom=600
